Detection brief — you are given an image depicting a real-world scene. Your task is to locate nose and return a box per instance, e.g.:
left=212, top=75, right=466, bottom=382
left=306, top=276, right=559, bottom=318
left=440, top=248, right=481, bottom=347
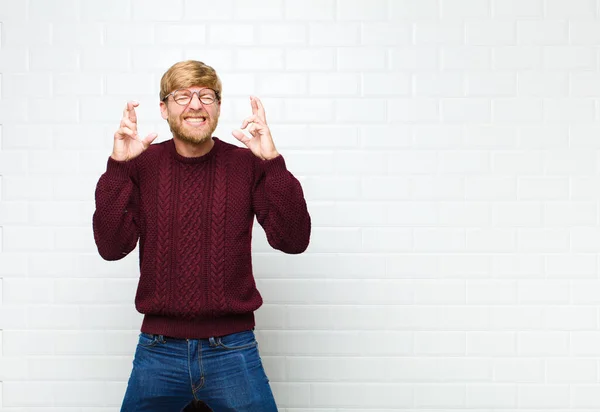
left=188, top=92, right=203, bottom=110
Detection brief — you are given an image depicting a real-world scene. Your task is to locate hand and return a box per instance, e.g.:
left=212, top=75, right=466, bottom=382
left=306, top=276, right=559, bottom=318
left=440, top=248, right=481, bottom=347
left=111, top=101, right=158, bottom=162
left=232, top=96, right=279, bottom=160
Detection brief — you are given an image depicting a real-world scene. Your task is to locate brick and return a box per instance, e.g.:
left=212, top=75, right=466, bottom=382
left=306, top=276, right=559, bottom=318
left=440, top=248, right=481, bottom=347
left=493, top=98, right=543, bottom=123
left=517, top=228, right=569, bottom=252
left=284, top=0, right=335, bottom=20
left=52, top=23, right=103, bottom=46
left=518, top=280, right=569, bottom=304
left=335, top=99, right=386, bottom=123
left=544, top=46, right=596, bottom=70
left=414, top=73, right=464, bottom=97
left=1, top=21, right=51, bottom=46
left=390, top=0, right=439, bottom=19
left=518, top=385, right=569, bottom=408
left=337, top=0, right=388, bottom=20
left=467, top=281, right=517, bottom=305
left=257, top=23, right=306, bottom=45
left=285, top=48, right=335, bottom=70
left=414, top=22, right=465, bottom=45
left=411, top=176, right=465, bottom=200
left=81, top=48, right=131, bottom=71
left=256, top=73, right=308, bottom=96
left=493, top=358, right=544, bottom=382
left=155, top=24, right=207, bottom=45
left=439, top=151, right=490, bottom=174
left=209, top=24, right=256, bottom=45
left=439, top=202, right=490, bottom=226
left=466, top=72, right=516, bottom=96
left=337, top=48, right=387, bottom=70
left=442, top=98, right=491, bottom=123
left=492, top=0, right=543, bottom=17
left=466, top=384, right=517, bottom=408
left=392, top=47, right=439, bottom=70
left=414, top=125, right=464, bottom=148
left=132, top=0, right=183, bottom=21
left=517, top=21, right=568, bottom=45
left=30, top=47, right=79, bottom=71
left=233, top=0, right=283, bottom=20
left=80, top=0, right=132, bottom=20
left=183, top=0, right=234, bottom=20
left=361, top=23, right=412, bottom=45
left=466, top=22, right=515, bottom=45
left=442, top=46, right=491, bottom=70
left=388, top=98, right=439, bottom=123
left=546, top=0, right=596, bottom=17
left=493, top=46, right=542, bottom=70
left=362, top=73, right=411, bottom=96
left=236, top=48, right=284, bottom=70
left=309, top=73, right=359, bottom=96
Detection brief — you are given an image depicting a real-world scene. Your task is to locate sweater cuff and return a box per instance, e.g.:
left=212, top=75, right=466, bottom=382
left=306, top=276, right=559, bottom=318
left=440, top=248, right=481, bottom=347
left=105, top=157, right=135, bottom=180
left=260, top=154, right=288, bottom=177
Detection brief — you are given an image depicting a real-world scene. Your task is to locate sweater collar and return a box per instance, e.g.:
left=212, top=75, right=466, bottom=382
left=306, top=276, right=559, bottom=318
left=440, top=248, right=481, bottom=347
left=168, top=137, right=222, bottom=164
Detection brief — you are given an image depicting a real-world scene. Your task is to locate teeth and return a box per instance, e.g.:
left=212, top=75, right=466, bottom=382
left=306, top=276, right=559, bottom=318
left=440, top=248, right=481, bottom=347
left=186, top=118, right=206, bottom=123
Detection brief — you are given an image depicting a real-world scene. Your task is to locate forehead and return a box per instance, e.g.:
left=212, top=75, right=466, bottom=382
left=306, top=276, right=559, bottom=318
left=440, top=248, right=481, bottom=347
left=177, top=86, right=214, bottom=92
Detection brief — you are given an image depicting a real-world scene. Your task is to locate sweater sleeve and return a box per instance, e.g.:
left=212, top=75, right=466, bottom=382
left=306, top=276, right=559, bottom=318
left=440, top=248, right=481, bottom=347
left=252, top=155, right=311, bottom=254
left=92, top=157, right=140, bottom=260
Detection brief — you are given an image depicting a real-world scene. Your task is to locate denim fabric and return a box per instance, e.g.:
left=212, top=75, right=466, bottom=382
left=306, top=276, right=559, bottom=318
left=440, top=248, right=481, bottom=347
left=120, top=330, right=278, bottom=412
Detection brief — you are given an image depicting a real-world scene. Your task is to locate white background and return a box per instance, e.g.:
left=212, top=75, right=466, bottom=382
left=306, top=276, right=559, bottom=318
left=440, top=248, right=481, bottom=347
left=2, top=0, right=600, bottom=410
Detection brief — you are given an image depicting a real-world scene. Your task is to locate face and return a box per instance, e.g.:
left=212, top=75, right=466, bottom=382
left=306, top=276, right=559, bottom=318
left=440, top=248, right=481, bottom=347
left=160, top=86, right=221, bottom=145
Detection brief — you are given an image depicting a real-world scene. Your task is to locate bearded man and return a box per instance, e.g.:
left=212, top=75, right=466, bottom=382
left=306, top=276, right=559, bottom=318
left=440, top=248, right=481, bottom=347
left=92, top=60, right=311, bottom=412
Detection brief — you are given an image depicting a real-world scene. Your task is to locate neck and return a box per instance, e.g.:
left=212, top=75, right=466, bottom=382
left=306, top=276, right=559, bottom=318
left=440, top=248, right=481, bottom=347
left=173, top=136, right=215, bottom=158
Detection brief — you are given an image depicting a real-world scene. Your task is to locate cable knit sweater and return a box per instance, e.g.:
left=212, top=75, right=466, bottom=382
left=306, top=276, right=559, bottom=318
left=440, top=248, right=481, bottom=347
left=92, top=138, right=311, bottom=338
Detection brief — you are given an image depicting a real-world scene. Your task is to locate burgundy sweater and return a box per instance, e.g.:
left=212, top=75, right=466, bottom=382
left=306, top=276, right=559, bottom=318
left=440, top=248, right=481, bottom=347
left=93, top=138, right=311, bottom=338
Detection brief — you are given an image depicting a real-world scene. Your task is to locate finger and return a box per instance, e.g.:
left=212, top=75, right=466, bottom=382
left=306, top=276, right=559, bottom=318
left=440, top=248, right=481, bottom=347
left=116, top=126, right=137, bottom=139
left=141, top=133, right=158, bottom=147
left=126, top=101, right=139, bottom=123
left=232, top=129, right=251, bottom=145
left=250, top=96, right=258, bottom=116
left=120, top=117, right=137, bottom=131
left=241, top=114, right=260, bottom=130
left=252, top=96, right=267, bottom=123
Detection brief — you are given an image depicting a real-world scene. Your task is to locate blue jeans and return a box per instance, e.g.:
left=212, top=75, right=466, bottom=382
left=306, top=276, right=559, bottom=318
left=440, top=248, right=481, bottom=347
left=120, top=330, right=278, bottom=412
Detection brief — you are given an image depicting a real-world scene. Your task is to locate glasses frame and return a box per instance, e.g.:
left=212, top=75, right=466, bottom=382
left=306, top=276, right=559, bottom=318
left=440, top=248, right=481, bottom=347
left=162, top=88, right=221, bottom=106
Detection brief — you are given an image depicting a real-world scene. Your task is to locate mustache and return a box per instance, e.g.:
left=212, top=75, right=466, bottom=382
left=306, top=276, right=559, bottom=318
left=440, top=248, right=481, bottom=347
left=182, top=110, right=208, bottom=118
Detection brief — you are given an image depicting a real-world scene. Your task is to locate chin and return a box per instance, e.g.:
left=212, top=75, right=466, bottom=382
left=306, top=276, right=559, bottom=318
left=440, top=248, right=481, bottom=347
left=177, top=134, right=212, bottom=145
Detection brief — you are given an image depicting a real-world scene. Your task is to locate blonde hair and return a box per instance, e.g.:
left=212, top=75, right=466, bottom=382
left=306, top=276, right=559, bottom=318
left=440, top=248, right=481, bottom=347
left=160, top=60, right=222, bottom=101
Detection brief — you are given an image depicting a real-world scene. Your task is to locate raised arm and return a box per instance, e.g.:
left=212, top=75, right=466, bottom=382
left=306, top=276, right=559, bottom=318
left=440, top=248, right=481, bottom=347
left=232, top=96, right=311, bottom=253
left=92, top=101, right=157, bottom=260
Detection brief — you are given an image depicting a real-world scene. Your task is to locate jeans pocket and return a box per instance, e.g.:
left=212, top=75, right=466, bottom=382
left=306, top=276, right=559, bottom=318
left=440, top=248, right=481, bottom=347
left=138, top=333, right=158, bottom=348
left=216, top=330, right=258, bottom=350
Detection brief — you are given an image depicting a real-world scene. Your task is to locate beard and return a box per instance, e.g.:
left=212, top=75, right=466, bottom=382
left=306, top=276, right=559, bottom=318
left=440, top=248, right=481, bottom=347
left=168, top=110, right=219, bottom=145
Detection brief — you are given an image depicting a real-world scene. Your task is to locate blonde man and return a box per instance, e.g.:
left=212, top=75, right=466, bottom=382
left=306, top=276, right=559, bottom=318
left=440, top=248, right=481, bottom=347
left=93, top=60, right=311, bottom=411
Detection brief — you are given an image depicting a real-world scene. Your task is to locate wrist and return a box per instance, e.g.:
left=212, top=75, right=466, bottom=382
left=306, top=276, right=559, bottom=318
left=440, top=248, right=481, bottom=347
left=262, top=151, right=280, bottom=161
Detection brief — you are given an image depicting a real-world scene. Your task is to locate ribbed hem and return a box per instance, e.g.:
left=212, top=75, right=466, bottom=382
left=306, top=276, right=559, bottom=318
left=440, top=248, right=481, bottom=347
left=106, top=157, right=135, bottom=180
left=140, top=312, right=255, bottom=339
left=261, top=154, right=288, bottom=177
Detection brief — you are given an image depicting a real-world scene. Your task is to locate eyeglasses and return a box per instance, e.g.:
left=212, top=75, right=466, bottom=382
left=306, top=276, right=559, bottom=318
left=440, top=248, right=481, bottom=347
left=162, top=88, right=220, bottom=106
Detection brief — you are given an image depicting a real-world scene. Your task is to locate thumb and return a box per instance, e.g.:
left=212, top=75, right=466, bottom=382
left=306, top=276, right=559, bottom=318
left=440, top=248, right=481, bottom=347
left=141, top=133, right=158, bottom=148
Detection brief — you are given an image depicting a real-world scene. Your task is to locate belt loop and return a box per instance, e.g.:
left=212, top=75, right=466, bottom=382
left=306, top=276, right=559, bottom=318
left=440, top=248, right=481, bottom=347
left=158, top=334, right=166, bottom=344
left=208, top=336, right=217, bottom=347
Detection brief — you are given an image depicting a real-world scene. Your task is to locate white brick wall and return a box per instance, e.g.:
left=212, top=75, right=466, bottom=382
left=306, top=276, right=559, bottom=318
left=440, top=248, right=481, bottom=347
left=2, top=0, right=600, bottom=410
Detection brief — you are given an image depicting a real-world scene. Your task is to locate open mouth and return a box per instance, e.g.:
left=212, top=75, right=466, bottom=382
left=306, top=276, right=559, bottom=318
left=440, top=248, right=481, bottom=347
left=184, top=116, right=207, bottom=126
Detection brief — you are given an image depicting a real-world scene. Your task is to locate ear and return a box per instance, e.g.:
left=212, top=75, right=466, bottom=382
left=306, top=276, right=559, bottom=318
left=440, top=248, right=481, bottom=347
left=160, top=101, right=168, bottom=120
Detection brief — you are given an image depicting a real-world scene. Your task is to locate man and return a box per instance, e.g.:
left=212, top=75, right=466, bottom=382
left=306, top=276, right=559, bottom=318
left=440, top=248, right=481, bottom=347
left=92, top=60, right=311, bottom=411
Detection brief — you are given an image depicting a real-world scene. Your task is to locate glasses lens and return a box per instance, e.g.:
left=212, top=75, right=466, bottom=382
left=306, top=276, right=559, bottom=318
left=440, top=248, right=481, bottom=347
left=199, top=92, right=216, bottom=105
left=173, top=90, right=192, bottom=105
